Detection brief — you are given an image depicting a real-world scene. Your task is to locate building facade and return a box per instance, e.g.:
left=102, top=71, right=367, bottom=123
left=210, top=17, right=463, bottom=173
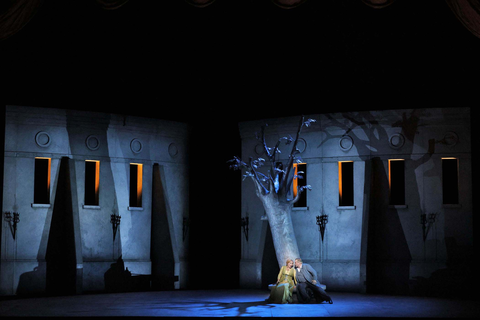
left=238, top=107, right=472, bottom=295
left=1, top=106, right=189, bottom=296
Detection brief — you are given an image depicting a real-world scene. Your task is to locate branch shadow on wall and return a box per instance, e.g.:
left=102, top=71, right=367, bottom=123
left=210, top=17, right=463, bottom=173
left=367, top=157, right=412, bottom=295
left=319, top=110, right=438, bottom=295
left=322, top=109, right=474, bottom=299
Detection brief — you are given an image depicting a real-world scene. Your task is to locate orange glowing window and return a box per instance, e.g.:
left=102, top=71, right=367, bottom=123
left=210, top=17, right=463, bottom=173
left=293, top=163, right=307, bottom=208
left=34, top=157, right=51, bottom=204
left=339, top=161, right=354, bottom=206
left=388, top=159, right=405, bottom=205
left=130, top=163, right=143, bottom=207
left=85, top=160, right=100, bottom=206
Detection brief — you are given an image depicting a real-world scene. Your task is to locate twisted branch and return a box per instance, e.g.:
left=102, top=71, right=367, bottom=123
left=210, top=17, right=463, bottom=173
left=229, top=115, right=316, bottom=201
left=281, top=115, right=305, bottom=194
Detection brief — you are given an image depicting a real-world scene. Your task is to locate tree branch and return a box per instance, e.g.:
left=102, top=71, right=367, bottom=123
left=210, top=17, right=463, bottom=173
left=285, top=166, right=303, bottom=198
left=260, top=124, right=272, bottom=160
left=290, top=185, right=312, bottom=204
left=249, top=157, right=269, bottom=195
left=250, top=175, right=267, bottom=198
left=230, top=116, right=315, bottom=200
left=259, top=124, right=280, bottom=188
left=281, top=115, right=305, bottom=193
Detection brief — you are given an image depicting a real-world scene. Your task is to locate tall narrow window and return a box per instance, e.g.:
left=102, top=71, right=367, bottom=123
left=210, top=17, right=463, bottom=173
left=389, top=159, right=405, bottom=205
left=85, top=160, right=100, bottom=206
left=339, top=161, right=354, bottom=206
left=130, top=163, right=143, bottom=208
left=442, top=158, right=459, bottom=205
left=34, top=157, right=51, bottom=204
left=293, top=163, right=307, bottom=208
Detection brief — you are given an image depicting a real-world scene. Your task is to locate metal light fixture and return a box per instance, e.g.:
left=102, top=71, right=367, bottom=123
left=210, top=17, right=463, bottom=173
left=4, top=211, right=19, bottom=240
left=110, top=213, right=121, bottom=241
left=241, top=216, right=249, bottom=241
left=421, top=212, right=437, bottom=242
left=316, top=212, right=328, bottom=242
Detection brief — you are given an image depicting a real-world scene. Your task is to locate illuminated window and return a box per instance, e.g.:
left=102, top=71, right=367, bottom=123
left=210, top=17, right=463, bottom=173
left=34, top=157, right=51, bottom=204
left=130, top=163, right=143, bottom=208
left=442, top=158, right=459, bottom=205
left=339, top=161, right=354, bottom=206
left=85, top=160, right=100, bottom=206
left=389, top=159, right=405, bottom=205
left=293, top=163, right=307, bottom=208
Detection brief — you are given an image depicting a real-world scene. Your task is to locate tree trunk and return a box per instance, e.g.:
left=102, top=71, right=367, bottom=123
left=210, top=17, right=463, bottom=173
left=233, top=116, right=314, bottom=270
left=259, top=191, right=300, bottom=269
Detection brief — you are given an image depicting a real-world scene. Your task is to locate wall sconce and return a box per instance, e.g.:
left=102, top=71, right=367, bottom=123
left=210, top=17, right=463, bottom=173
left=110, top=213, right=121, bottom=241
left=183, top=217, right=189, bottom=242
left=420, top=212, right=437, bottom=242
left=241, top=216, right=249, bottom=241
left=316, top=213, right=328, bottom=242
left=4, top=211, right=19, bottom=240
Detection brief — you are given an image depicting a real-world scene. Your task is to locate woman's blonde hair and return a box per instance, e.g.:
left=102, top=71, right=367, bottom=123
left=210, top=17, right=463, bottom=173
left=286, top=259, right=294, bottom=266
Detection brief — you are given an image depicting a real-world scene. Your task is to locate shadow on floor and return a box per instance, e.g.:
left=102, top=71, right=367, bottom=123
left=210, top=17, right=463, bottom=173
left=152, top=299, right=275, bottom=317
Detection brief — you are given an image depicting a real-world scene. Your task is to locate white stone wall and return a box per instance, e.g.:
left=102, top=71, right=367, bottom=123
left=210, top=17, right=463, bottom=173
left=238, top=108, right=472, bottom=293
left=1, top=106, right=189, bottom=295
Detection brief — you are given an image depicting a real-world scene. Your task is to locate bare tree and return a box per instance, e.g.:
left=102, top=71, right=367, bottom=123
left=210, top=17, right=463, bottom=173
left=228, top=116, right=316, bottom=268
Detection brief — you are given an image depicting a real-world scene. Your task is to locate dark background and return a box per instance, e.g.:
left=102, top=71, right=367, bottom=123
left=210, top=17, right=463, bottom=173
left=1, top=0, right=478, bottom=290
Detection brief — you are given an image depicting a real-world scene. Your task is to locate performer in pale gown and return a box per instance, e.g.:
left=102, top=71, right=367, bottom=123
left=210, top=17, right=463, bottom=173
left=267, top=259, right=297, bottom=304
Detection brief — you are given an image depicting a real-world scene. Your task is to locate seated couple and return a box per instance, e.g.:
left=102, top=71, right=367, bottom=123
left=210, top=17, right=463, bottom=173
left=267, top=258, right=333, bottom=304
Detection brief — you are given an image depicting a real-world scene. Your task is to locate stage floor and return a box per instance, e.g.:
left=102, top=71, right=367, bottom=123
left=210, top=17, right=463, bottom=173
left=0, top=289, right=478, bottom=317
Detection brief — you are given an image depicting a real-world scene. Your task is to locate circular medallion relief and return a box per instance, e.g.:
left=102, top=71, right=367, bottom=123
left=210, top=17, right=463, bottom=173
left=443, top=131, right=459, bottom=147
left=85, top=135, right=100, bottom=151
left=168, top=143, right=179, bottom=158
left=254, top=143, right=265, bottom=156
left=389, top=133, right=405, bottom=150
left=339, top=135, right=354, bottom=152
left=130, top=138, right=143, bottom=154
left=296, top=138, right=307, bottom=153
left=35, top=131, right=51, bottom=148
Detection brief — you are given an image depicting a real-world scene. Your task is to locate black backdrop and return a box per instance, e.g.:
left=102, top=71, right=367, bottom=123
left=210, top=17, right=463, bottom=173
left=1, top=0, right=478, bottom=290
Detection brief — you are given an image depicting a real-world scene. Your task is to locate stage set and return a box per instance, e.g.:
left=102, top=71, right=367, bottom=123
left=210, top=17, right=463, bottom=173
left=0, top=106, right=476, bottom=317
left=1, top=0, right=479, bottom=318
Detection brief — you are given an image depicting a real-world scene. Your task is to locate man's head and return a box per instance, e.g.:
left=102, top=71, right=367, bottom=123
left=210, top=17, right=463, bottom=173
left=295, top=258, right=302, bottom=268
